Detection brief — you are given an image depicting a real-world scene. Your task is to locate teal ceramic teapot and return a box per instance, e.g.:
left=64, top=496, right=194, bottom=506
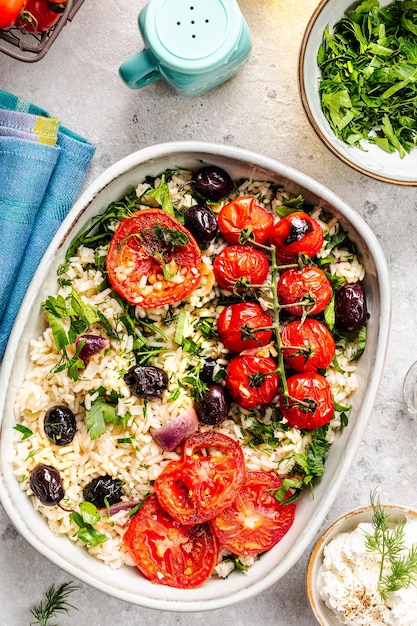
left=119, top=0, right=252, bottom=96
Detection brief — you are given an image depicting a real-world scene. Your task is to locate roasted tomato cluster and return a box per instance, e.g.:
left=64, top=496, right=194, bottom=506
left=124, top=432, right=295, bottom=588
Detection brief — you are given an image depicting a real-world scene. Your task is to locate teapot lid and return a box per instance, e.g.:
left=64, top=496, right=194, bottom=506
left=142, top=0, right=245, bottom=72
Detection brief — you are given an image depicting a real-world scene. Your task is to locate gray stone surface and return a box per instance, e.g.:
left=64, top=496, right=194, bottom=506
left=1, top=0, right=416, bottom=624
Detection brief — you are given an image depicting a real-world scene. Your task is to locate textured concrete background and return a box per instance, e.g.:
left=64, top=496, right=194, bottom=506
left=1, top=0, right=417, bottom=624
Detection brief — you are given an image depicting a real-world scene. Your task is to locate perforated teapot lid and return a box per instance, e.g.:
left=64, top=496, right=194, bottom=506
left=142, top=0, right=245, bottom=72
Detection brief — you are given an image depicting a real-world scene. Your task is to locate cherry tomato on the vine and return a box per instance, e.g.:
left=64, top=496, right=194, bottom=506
left=213, top=245, right=269, bottom=292
left=225, top=354, right=279, bottom=409
left=154, top=431, right=245, bottom=525
left=17, top=0, right=67, bottom=32
left=0, top=0, right=25, bottom=28
left=124, top=494, right=218, bottom=588
left=210, top=471, right=296, bottom=556
left=280, top=372, right=334, bottom=430
left=270, top=211, right=324, bottom=263
left=218, top=196, right=274, bottom=245
left=277, top=265, right=332, bottom=316
left=218, top=302, right=273, bottom=352
left=106, top=209, right=202, bottom=308
left=281, top=318, right=335, bottom=372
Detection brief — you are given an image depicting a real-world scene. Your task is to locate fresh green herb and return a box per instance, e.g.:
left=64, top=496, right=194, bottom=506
left=117, top=437, right=133, bottom=444
left=25, top=449, right=41, bottom=461
left=30, top=581, right=78, bottom=626
left=174, top=307, right=187, bottom=345
left=179, top=362, right=208, bottom=401
left=364, top=490, right=417, bottom=601
left=84, top=387, right=121, bottom=440
left=142, top=174, right=175, bottom=215
left=245, top=419, right=280, bottom=449
left=318, top=0, right=417, bottom=156
left=13, top=424, right=33, bottom=440
left=71, top=502, right=109, bottom=547
left=194, top=316, right=217, bottom=339
left=148, top=224, right=189, bottom=247
left=275, top=194, right=305, bottom=217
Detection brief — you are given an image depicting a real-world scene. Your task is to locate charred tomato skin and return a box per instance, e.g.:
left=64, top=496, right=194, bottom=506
left=270, top=211, right=324, bottom=262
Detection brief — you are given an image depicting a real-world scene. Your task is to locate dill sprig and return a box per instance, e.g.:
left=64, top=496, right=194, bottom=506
left=30, top=582, right=78, bottom=626
left=364, top=490, right=417, bottom=601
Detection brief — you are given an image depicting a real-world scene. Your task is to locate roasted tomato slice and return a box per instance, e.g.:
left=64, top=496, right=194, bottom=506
left=280, top=372, right=334, bottom=430
left=225, top=355, right=279, bottom=409
left=106, top=209, right=202, bottom=308
left=210, top=471, right=295, bottom=556
left=154, top=432, right=245, bottom=525
left=281, top=318, right=335, bottom=372
left=218, top=302, right=273, bottom=352
left=124, top=494, right=218, bottom=588
left=213, top=245, right=269, bottom=292
left=270, top=211, right=324, bottom=262
left=218, top=196, right=273, bottom=245
left=277, top=265, right=332, bottom=316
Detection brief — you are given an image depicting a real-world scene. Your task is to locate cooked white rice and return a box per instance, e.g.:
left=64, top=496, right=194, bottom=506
left=12, top=170, right=365, bottom=573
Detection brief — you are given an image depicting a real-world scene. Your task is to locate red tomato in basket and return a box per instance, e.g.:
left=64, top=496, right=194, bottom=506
left=210, top=471, right=296, bottom=556
left=270, top=211, right=324, bottom=263
left=17, top=0, right=67, bottom=32
left=0, top=0, right=25, bottom=28
left=281, top=318, right=335, bottom=372
left=277, top=265, right=332, bottom=316
left=124, top=494, right=218, bottom=589
left=154, top=432, right=245, bottom=525
left=106, top=209, right=202, bottom=308
left=213, top=245, right=269, bottom=292
left=279, top=372, right=334, bottom=430
left=218, top=196, right=273, bottom=245
left=225, top=354, right=279, bottom=409
left=217, top=302, right=273, bottom=352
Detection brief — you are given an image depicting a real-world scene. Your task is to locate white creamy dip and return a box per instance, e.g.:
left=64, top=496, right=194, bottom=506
left=318, top=519, right=417, bottom=626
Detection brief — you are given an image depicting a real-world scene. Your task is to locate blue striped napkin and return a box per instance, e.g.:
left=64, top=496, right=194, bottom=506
left=0, top=91, right=96, bottom=358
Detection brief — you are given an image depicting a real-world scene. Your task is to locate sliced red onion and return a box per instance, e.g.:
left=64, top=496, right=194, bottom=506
left=76, top=334, right=109, bottom=366
left=151, top=408, right=198, bottom=451
left=99, top=500, right=141, bottom=517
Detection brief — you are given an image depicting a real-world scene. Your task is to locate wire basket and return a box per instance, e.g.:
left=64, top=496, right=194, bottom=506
left=0, top=0, right=86, bottom=62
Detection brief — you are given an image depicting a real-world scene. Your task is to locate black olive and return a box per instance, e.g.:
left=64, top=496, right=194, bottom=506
left=335, top=282, right=367, bottom=332
left=44, top=405, right=77, bottom=446
left=184, top=205, right=218, bottom=243
left=199, top=357, right=217, bottom=384
left=83, top=475, right=124, bottom=508
left=192, top=165, right=233, bottom=201
left=30, top=464, right=65, bottom=506
left=124, top=364, right=168, bottom=398
left=196, top=384, right=230, bottom=425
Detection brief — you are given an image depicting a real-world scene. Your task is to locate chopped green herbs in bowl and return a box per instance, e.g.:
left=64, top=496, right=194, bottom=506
left=299, top=0, right=417, bottom=185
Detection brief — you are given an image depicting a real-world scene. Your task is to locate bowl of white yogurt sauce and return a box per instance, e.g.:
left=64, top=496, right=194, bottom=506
left=307, top=504, right=417, bottom=626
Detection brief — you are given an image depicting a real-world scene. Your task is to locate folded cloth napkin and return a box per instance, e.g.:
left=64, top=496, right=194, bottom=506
left=0, top=90, right=96, bottom=358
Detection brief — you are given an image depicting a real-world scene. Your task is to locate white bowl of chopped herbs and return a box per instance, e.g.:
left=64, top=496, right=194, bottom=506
left=307, top=492, right=417, bottom=625
left=299, top=0, right=417, bottom=185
